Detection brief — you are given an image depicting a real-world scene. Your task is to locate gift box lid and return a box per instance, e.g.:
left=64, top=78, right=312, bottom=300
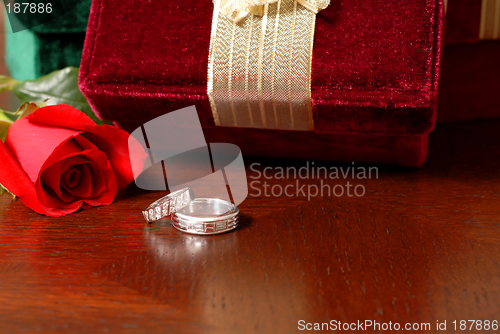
left=80, top=0, right=443, bottom=136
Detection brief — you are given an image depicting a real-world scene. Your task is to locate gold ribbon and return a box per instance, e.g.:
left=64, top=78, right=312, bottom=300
left=218, top=0, right=329, bottom=23
left=208, top=0, right=329, bottom=131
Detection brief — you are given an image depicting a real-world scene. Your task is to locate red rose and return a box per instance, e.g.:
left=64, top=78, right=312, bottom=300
left=0, top=104, right=146, bottom=217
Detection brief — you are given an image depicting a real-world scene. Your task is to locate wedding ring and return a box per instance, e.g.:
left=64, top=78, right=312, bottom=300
left=171, top=198, right=239, bottom=235
left=142, top=187, right=195, bottom=223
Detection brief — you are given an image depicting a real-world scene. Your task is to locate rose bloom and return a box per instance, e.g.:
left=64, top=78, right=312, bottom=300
left=0, top=104, right=146, bottom=217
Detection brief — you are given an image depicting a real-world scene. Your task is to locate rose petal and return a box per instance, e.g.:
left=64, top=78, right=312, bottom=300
left=40, top=159, right=93, bottom=204
left=63, top=162, right=93, bottom=199
left=80, top=156, right=117, bottom=206
left=40, top=159, right=74, bottom=203
left=38, top=136, right=104, bottom=204
left=2, top=105, right=145, bottom=217
left=37, top=149, right=117, bottom=211
left=38, top=139, right=82, bottom=196
left=33, top=132, right=90, bottom=180
left=26, top=104, right=96, bottom=129
left=5, top=118, right=82, bottom=183
left=63, top=166, right=81, bottom=188
left=0, top=140, right=58, bottom=216
left=26, top=105, right=147, bottom=191
left=35, top=138, right=116, bottom=212
left=70, top=136, right=109, bottom=197
left=61, top=164, right=92, bottom=198
left=81, top=127, right=141, bottom=191
left=38, top=160, right=77, bottom=210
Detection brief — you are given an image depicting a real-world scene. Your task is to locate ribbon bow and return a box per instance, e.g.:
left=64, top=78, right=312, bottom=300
left=217, top=0, right=330, bottom=23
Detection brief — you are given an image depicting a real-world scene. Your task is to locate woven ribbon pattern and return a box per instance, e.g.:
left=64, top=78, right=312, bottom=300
left=208, top=0, right=329, bottom=131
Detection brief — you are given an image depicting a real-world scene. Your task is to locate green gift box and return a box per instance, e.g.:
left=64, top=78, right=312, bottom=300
left=4, top=0, right=92, bottom=81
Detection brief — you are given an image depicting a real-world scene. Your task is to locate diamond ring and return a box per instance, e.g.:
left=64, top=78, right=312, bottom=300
left=142, top=187, right=195, bottom=223
left=171, top=198, right=239, bottom=235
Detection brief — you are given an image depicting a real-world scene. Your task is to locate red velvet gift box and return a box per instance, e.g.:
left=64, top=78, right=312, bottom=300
left=79, top=0, right=444, bottom=167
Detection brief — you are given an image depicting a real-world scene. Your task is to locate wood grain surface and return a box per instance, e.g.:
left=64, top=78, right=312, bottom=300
left=1, top=119, right=500, bottom=334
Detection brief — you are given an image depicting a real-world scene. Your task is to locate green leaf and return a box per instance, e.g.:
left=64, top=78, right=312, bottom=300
left=0, top=75, right=19, bottom=93
left=0, top=112, right=14, bottom=198
left=0, top=119, right=12, bottom=142
left=12, top=67, right=112, bottom=125
left=0, top=107, right=16, bottom=116
left=0, top=111, right=14, bottom=141
left=15, top=101, right=45, bottom=119
left=0, top=103, right=46, bottom=141
left=0, top=119, right=16, bottom=197
left=0, top=184, right=16, bottom=201
left=0, top=111, right=12, bottom=122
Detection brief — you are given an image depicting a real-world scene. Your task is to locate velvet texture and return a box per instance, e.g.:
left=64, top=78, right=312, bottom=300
left=79, top=0, right=444, bottom=167
left=5, top=0, right=91, bottom=81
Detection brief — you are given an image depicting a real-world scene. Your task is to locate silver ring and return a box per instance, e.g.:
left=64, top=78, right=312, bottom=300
left=171, top=198, right=239, bottom=235
left=142, top=187, right=195, bottom=223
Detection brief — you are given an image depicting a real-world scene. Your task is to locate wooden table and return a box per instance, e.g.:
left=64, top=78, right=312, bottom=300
left=1, top=119, right=500, bottom=333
